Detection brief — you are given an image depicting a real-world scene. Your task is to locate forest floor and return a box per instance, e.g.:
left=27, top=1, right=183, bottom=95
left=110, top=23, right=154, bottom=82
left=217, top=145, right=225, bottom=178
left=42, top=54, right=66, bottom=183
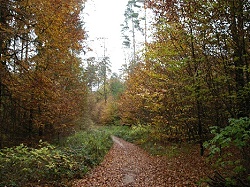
left=73, top=136, right=213, bottom=187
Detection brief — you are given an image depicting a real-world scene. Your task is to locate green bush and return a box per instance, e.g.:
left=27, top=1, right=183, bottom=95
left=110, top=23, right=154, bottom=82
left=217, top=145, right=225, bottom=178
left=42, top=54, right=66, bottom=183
left=0, top=141, right=81, bottom=186
left=0, top=128, right=114, bottom=187
left=204, top=117, right=250, bottom=185
left=108, top=125, right=133, bottom=141
left=109, top=124, right=152, bottom=143
left=0, top=125, right=184, bottom=186
left=63, top=129, right=113, bottom=166
left=108, top=124, right=179, bottom=156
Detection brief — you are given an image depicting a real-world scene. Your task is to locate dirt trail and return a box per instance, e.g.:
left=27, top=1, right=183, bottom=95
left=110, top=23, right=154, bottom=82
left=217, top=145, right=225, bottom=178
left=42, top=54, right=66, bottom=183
left=73, top=136, right=210, bottom=187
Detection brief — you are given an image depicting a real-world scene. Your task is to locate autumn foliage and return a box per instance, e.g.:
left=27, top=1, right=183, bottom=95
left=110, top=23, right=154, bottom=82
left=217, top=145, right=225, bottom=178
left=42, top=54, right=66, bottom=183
left=119, top=0, right=249, bottom=144
left=0, top=0, right=87, bottom=147
left=118, top=0, right=250, bottom=184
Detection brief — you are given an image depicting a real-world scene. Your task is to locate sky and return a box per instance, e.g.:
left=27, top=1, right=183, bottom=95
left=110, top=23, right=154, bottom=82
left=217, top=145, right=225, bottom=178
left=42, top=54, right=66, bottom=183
left=82, top=0, right=129, bottom=74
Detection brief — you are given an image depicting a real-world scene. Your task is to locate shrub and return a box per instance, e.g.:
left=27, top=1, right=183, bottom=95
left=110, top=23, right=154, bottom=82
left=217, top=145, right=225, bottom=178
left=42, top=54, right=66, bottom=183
left=0, top=141, right=82, bottom=186
left=0, top=128, right=114, bottom=186
left=63, top=129, right=113, bottom=166
left=204, top=117, right=250, bottom=186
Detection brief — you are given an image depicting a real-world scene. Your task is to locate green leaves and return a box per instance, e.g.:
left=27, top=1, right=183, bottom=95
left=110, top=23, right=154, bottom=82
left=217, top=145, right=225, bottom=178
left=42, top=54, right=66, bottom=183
left=204, top=117, right=250, bottom=182
left=0, top=128, right=116, bottom=186
left=65, top=129, right=113, bottom=166
left=206, top=118, right=250, bottom=151
left=0, top=142, right=73, bottom=186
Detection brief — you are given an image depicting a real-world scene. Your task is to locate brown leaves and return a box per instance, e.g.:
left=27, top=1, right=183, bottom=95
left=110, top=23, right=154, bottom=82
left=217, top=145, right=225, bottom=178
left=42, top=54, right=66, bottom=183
left=73, top=137, right=213, bottom=187
left=0, top=0, right=87, bottom=146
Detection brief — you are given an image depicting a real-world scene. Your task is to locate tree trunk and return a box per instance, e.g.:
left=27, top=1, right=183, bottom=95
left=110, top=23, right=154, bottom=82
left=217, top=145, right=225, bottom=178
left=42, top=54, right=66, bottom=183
left=230, top=0, right=249, bottom=117
left=0, top=0, right=8, bottom=149
left=189, top=21, right=204, bottom=156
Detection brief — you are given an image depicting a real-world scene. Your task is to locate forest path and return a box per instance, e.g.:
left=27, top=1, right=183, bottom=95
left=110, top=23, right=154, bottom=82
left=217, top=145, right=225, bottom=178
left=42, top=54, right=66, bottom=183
left=73, top=136, right=209, bottom=187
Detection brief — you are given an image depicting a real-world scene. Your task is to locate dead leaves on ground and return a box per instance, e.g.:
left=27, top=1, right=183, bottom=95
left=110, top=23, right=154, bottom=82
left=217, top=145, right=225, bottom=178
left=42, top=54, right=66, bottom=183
left=73, top=138, right=213, bottom=186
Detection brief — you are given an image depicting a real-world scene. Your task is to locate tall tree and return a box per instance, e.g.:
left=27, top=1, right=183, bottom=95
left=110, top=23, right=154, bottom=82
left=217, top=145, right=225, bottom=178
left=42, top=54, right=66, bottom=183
left=0, top=0, right=87, bottom=147
left=85, top=57, right=99, bottom=91
left=119, top=0, right=249, bottom=155
left=121, top=0, right=146, bottom=68
left=98, top=56, right=111, bottom=103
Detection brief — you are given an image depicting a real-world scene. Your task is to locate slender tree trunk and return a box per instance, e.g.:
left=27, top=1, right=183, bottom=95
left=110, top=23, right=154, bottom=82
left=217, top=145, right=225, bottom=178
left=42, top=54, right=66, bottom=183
left=104, top=64, right=107, bottom=104
left=0, top=74, right=2, bottom=148
left=0, top=0, right=7, bottom=148
left=190, top=23, right=204, bottom=156
left=28, top=109, right=33, bottom=139
left=230, top=0, right=249, bottom=117
left=197, top=96, right=204, bottom=155
left=144, top=2, right=147, bottom=44
left=132, top=16, right=136, bottom=65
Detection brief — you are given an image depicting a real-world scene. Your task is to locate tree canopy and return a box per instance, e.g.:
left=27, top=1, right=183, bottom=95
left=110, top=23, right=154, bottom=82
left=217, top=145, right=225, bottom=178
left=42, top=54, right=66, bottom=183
left=119, top=0, right=250, bottom=152
left=0, top=0, right=87, bottom=147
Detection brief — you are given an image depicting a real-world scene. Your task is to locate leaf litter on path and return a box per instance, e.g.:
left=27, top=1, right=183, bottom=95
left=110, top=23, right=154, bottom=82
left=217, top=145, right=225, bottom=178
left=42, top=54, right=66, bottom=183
left=73, top=136, right=212, bottom=187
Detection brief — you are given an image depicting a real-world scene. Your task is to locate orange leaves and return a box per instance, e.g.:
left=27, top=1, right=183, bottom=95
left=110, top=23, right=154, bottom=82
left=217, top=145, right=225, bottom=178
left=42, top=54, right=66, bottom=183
left=0, top=0, right=87, bottom=145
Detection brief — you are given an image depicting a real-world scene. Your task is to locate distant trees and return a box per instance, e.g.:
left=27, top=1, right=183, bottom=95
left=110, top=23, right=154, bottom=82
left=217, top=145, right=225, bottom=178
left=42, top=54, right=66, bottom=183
left=0, top=0, right=87, bottom=147
left=100, top=73, right=124, bottom=125
left=88, top=72, right=124, bottom=126
left=119, top=0, right=250, bottom=155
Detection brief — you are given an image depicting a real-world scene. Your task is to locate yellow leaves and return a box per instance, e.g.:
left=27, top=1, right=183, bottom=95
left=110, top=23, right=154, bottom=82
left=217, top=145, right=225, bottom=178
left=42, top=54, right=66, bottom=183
left=30, top=0, right=84, bottom=54
left=0, top=0, right=87, bottom=140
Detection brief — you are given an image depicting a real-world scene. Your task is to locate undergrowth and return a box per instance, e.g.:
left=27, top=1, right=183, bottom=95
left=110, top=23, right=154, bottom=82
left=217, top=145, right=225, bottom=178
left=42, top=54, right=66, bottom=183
left=0, top=128, right=113, bottom=187
left=109, top=125, right=182, bottom=157
left=204, top=117, right=250, bottom=186
left=0, top=141, right=79, bottom=187
left=0, top=124, right=185, bottom=186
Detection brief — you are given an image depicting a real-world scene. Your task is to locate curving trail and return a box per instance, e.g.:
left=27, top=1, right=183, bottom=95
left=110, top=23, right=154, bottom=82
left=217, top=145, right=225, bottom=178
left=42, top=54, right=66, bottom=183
left=73, top=136, right=211, bottom=187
